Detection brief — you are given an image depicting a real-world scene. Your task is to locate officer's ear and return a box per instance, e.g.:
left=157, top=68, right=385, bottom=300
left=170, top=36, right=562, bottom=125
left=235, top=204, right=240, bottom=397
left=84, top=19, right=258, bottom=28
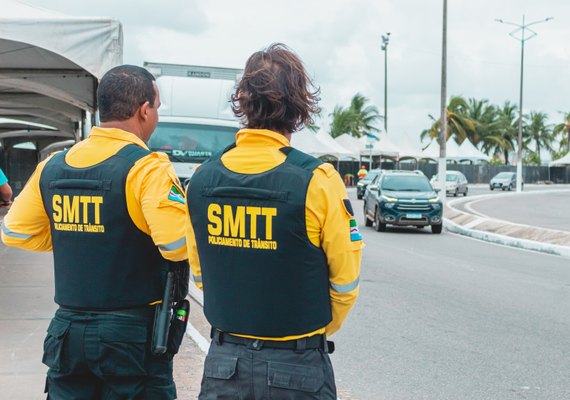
left=138, top=101, right=151, bottom=122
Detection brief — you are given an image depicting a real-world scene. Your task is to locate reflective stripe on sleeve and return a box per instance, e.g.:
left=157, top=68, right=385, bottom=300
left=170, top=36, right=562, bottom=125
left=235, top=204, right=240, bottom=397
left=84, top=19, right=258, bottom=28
left=330, top=276, right=360, bottom=293
left=192, top=274, right=202, bottom=283
left=158, top=236, right=186, bottom=252
left=1, top=224, right=32, bottom=239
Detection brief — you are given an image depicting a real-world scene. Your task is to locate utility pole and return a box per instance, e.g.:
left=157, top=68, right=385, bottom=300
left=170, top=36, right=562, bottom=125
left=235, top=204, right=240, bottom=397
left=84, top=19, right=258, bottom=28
left=381, top=33, right=390, bottom=134
left=438, top=0, right=447, bottom=205
left=496, top=15, right=553, bottom=192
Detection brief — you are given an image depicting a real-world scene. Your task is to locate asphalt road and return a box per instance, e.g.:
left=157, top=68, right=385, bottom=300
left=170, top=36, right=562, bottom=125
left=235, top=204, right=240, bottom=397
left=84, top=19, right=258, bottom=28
left=457, top=183, right=570, bottom=197
left=332, top=191, right=570, bottom=400
left=455, top=188, right=570, bottom=232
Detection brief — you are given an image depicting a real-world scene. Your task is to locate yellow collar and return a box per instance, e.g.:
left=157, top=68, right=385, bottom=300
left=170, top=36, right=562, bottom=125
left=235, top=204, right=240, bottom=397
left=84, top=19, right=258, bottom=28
left=235, top=129, right=291, bottom=148
left=88, top=127, right=149, bottom=149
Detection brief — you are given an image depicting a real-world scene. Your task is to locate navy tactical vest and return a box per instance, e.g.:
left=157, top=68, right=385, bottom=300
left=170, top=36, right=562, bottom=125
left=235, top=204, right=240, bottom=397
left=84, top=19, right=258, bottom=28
left=187, top=145, right=332, bottom=337
left=39, top=144, right=168, bottom=310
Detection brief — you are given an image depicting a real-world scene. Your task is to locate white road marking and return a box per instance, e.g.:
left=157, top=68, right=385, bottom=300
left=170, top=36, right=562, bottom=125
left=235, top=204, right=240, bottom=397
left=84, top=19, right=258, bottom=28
left=463, top=217, right=485, bottom=229
left=185, top=322, right=210, bottom=354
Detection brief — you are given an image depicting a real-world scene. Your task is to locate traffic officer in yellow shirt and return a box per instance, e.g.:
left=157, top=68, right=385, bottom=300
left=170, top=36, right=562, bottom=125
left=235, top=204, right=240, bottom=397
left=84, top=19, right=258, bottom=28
left=186, top=43, right=362, bottom=399
left=357, top=165, right=368, bottom=181
left=1, top=65, right=187, bottom=399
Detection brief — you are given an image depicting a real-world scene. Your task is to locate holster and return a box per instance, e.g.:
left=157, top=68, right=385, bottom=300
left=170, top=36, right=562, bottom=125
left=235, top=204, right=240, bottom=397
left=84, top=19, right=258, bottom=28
left=167, top=299, right=190, bottom=354
left=151, top=260, right=190, bottom=355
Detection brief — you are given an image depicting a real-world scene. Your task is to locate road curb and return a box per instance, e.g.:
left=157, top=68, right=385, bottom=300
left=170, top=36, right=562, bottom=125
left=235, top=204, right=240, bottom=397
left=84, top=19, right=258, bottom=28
left=444, top=217, right=570, bottom=258
left=444, top=189, right=570, bottom=259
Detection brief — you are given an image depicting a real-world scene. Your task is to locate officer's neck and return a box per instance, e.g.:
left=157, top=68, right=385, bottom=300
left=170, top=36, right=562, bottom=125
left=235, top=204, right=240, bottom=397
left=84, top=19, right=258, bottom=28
left=100, top=120, right=146, bottom=142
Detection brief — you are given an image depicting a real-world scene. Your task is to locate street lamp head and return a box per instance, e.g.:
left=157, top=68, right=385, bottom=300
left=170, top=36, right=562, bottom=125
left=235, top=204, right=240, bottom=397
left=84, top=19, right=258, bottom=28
left=496, top=16, right=554, bottom=28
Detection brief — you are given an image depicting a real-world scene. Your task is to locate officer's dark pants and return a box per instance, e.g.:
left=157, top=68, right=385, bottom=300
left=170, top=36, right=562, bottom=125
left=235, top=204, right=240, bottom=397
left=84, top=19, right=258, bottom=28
left=198, top=335, right=337, bottom=400
left=42, top=308, right=176, bottom=400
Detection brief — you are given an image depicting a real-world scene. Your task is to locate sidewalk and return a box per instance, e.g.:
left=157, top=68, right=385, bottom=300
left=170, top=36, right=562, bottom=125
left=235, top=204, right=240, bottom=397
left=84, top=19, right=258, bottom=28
left=0, top=209, right=206, bottom=400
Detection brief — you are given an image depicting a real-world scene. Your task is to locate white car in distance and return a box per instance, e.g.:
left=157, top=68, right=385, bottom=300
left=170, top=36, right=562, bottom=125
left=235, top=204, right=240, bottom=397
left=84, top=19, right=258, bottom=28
left=430, top=170, right=468, bottom=197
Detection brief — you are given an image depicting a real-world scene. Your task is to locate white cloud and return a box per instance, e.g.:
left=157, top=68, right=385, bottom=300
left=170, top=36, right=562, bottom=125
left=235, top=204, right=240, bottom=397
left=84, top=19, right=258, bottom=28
left=16, top=0, right=570, bottom=144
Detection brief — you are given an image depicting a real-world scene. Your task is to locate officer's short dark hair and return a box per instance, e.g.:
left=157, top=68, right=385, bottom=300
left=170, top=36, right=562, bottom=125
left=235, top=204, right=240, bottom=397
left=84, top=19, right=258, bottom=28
left=231, top=43, right=320, bottom=134
left=97, top=65, right=156, bottom=122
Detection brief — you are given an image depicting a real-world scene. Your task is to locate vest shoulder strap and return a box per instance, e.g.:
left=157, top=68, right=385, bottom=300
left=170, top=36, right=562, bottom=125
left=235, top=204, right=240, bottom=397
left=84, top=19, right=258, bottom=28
left=48, top=149, right=68, bottom=163
left=206, top=142, right=237, bottom=165
left=115, top=144, right=152, bottom=164
left=280, top=146, right=323, bottom=172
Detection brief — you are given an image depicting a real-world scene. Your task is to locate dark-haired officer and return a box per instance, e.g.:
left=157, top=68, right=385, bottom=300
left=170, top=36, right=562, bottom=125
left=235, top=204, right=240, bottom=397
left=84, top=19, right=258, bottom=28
left=1, top=65, right=187, bottom=399
left=186, top=43, right=362, bottom=399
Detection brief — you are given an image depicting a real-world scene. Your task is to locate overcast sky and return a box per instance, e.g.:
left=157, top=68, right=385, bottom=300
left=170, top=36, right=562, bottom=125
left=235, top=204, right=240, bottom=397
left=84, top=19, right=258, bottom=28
left=23, top=0, right=570, bottom=149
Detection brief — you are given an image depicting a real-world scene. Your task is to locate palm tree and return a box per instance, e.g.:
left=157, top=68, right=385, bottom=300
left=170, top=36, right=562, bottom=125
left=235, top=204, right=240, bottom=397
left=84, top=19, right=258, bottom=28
left=465, top=98, right=497, bottom=145
left=484, top=101, right=517, bottom=165
left=420, top=95, right=476, bottom=145
left=523, top=111, right=553, bottom=164
left=553, top=111, right=570, bottom=152
left=329, top=106, right=354, bottom=138
left=329, top=93, right=382, bottom=138
left=348, top=93, right=381, bottom=138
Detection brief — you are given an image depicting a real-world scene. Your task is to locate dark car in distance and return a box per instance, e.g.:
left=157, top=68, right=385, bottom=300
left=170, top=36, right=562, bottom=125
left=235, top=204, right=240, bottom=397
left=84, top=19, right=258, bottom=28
left=363, top=171, right=443, bottom=234
left=356, top=169, right=382, bottom=199
left=489, top=171, right=524, bottom=191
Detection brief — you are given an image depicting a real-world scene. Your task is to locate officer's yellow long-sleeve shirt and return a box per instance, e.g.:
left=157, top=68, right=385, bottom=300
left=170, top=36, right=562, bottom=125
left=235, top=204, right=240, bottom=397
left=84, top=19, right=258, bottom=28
left=186, top=129, right=362, bottom=339
left=1, top=127, right=187, bottom=262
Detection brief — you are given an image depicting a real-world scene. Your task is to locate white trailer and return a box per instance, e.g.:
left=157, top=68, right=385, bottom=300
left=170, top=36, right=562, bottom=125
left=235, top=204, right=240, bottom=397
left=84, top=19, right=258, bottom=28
left=143, top=62, right=242, bottom=182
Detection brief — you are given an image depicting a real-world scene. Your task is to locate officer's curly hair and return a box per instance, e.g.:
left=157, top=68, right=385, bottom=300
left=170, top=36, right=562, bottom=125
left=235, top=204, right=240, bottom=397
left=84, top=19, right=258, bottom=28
left=231, top=43, right=320, bottom=134
left=97, top=65, right=156, bottom=122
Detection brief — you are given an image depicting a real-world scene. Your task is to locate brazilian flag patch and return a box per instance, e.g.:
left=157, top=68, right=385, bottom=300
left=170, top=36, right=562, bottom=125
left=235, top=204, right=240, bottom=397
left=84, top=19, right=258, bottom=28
left=350, top=219, right=362, bottom=241
left=168, top=185, right=185, bottom=204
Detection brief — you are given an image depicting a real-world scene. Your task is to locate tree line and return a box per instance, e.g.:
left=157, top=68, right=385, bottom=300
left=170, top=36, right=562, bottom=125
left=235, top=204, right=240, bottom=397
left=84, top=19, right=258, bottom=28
left=326, top=93, right=570, bottom=165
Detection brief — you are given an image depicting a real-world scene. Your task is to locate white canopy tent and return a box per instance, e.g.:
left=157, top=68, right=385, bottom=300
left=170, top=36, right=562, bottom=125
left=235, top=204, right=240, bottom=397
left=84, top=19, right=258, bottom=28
left=392, top=133, right=424, bottom=160
left=290, top=129, right=349, bottom=159
left=335, top=134, right=362, bottom=155
left=358, top=134, right=399, bottom=158
left=421, top=138, right=475, bottom=162
left=338, top=132, right=428, bottom=161
left=458, top=139, right=491, bottom=163
left=0, top=117, right=57, bottom=134
left=549, top=152, right=570, bottom=166
left=0, top=1, right=123, bottom=144
left=446, top=138, right=465, bottom=160
left=315, top=130, right=358, bottom=160
left=421, top=139, right=440, bottom=160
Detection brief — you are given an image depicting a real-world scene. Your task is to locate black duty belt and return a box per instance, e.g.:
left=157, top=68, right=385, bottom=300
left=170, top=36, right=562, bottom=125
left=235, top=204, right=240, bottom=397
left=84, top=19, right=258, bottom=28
left=58, top=305, right=156, bottom=318
left=211, top=328, right=335, bottom=354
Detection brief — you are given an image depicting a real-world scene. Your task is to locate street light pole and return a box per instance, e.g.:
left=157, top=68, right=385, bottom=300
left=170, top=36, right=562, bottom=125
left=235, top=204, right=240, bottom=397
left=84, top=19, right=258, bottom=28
left=496, top=15, right=553, bottom=192
left=381, top=33, right=390, bottom=134
left=438, top=0, right=447, bottom=205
